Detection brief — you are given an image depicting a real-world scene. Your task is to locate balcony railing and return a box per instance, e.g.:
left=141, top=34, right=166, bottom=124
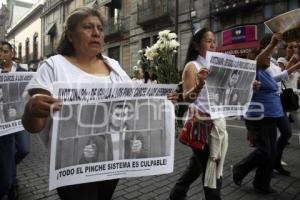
left=137, top=0, right=174, bottom=27
left=210, top=0, right=264, bottom=15
left=42, top=0, right=61, bottom=15
left=42, top=0, right=71, bottom=16
left=104, top=16, right=130, bottom=38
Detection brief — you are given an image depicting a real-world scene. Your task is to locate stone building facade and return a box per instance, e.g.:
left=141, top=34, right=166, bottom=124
left=0, top=4, right=9, bottom=41
left=210, top=0, right=300, bottom=57
left=4, top=0, right=300, bottom=74
left=5, top=1, right=43, bottom=69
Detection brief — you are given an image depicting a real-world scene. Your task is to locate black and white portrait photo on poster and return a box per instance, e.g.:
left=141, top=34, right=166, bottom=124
left=0, top=72, right=34, bottom=136
left=206, top=52, right=256, bottom=119
left=50, top=83, right=175, bottom=190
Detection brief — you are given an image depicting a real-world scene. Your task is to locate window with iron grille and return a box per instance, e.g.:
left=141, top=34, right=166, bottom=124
left=33, top=33, right=38, bottom=60
left=18, top=43, right=22, bottom=60
left=25, top=38, right=29, bottom=63
left=108, top=46, right=120, bottom=63
left=141, top=37, right=150, bottom=49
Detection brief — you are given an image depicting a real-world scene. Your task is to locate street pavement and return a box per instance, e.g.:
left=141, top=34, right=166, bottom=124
left=17, top=120, right=300, bottom=200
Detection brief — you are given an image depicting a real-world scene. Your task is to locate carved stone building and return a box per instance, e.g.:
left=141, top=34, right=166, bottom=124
left=6, top=1, right=43, bottom=67
left=0, top=4, right=9, bottom=41
left=86, top=0, right=211, bottom=73
left=6, top=0, right=299, bottom=73
left=210, top=0, right=300, bottom=57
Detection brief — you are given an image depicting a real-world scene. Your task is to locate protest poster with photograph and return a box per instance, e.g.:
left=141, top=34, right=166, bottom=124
left=0, top=72, right=35, bottom=136
left=206, top=51, right=256, bottom=119
left=264, top=8, right=300, bottom=42
left=49, top=83, right=176, bottom=190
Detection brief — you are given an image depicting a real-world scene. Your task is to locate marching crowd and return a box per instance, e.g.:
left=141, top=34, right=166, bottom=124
left=0, top=6, right=300, bottom=200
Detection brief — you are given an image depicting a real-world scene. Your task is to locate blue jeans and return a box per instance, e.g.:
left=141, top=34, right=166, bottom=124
left=12, top=130, right=31, bottom=183
left=0, top=134, right=15, bottom=199
left=15, top=130, right=30, bottom=164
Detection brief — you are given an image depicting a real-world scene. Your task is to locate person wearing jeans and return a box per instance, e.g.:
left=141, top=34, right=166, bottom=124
left=0, top=41, right=30, bottom=200
left=0, top=135, right=15, bottom=199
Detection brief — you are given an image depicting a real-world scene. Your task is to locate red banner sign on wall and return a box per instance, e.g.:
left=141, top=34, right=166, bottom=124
left=222, top=25, right=257, bottom=46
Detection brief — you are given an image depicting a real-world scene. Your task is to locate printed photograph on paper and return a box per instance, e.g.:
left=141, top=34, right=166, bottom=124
left=206, top=52, right=256, bottom=119
left=55, top=99, right=170, bottom=169
left=0, top=73, right=35, bottom=136
left=264, top=8, right=300, bottom=42
left=49, top=83, right=175, bottom=190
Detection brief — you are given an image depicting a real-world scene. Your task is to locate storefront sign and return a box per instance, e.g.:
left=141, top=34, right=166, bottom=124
left=222, top=48, right=252, bottom=55
left=222, top=25, right=257, bottom=46
left=217, top=40, right=259, bottom=57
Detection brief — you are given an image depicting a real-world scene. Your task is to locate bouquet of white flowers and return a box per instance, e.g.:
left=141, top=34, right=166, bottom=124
left=144, top=30, right=181, bottom=84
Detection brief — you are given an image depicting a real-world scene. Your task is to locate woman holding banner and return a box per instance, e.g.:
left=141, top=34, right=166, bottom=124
left=0, top=41, right=30, bottom=200
left=169, top=28, right=227, bottom=200
left=21, top=7, right=131, bottom=200
left=232, top=33, right=300, bottom=194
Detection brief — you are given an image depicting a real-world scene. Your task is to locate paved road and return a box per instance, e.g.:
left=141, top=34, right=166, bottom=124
left=17, top=120, right=300, bottom=200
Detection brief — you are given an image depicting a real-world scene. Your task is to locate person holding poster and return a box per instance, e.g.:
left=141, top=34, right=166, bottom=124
left=0, top=41, right=30, bottom=200
left=233, top=33, right=300, bottom=194
left=22, top=7, right=132, bottom=200
left=170, top=28, right=227, bottom=200
left=0, top=41, right=15, bottom=200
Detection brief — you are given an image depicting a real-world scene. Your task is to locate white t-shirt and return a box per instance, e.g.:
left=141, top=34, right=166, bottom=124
left=279, top=57, right=300, bottom=90
left=188, top=55, right=209, bottom=114
left=25, top=54, right=131, bottom=147
left=284, top=71, right=300, bottom=90
left=266, top=59, right=289, bottom=93
left=26, top=55, right=131, bottom=94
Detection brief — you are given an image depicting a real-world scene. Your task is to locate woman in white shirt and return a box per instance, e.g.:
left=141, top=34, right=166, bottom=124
left=279, top=42, right=300, bottom=144
left=22, top=7, right=130, bottom=200
left=170, top=28, right=225, bottom=200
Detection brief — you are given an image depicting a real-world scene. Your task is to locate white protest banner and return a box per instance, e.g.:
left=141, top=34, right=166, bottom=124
left=206, top=51, right=256, bottom=119
left=0, top=72, right=35, bottom=136
left=49, top=83, right=176, bottom=190
left=264, top=8, right=300, bottom=42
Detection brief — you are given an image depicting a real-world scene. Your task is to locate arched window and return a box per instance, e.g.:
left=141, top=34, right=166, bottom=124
left=18, top=43, right=22, bottom=60
left=33, top=33, right=38, bottom=60
left=25, top=38, right=29, bottom=63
